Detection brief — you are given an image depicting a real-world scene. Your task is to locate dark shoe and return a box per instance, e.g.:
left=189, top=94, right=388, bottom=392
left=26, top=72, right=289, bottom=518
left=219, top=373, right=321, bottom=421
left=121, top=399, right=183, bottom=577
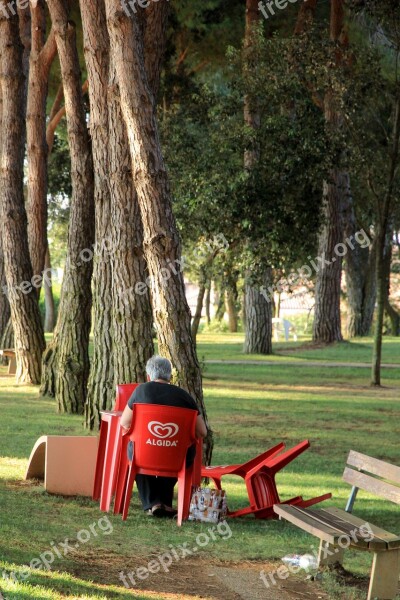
left=151, top=503, right=168, bottom=517
left=163, top=505, right=178, bottom=518
left=146, top=504, right=177, bottom=518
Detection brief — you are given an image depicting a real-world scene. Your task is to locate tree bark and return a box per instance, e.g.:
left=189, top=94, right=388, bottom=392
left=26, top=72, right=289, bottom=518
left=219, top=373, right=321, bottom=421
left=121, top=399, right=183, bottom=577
left=26, top=5, right=57, bottom=285
left=243, top=269, right=273, bottom=354
left=225, top=267, right=239, bottom=333
left=40, top=1, right=94, bottom=412
left=312, top=173, right=345, bottom=343
left=79, top=0, right=115, bottom=427
left=294, top=0, right=318, bottom=35
left=205, top=283, right=211, bottom=324
left=383, top=243, right=400, bottom=335
left=343, top=197, right=376, bottom=337
left=371, top=95, right=400, bottom=385
left=0, top=235, right=10, bottom=346
left=108, top=59, right=154, bottom=399
left=104, top=0, right=212, bottom=462
left=312, top=0, right=347, bottom=344
left=43, top=246, right=56, bottom=332
left=191, top=266, right=206, bottom=340
left=0, top=7, right=46, bottom=383
left=242, top=0, right=272, bottom=353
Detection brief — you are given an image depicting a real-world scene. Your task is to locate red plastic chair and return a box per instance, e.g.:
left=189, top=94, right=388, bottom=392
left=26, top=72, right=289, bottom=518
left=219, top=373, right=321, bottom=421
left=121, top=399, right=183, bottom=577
left=202, top=440, right=331, bottom=518
left=114, top=383, right=140, bottom=412
left=113, top=404, right=197, bottom=526
left=92, top=383, right=139, bottom=511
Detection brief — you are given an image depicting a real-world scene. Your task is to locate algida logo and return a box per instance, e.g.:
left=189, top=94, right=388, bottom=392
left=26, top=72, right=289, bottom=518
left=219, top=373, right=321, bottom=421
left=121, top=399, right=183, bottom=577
left=146, top=421, right=179, bottom=447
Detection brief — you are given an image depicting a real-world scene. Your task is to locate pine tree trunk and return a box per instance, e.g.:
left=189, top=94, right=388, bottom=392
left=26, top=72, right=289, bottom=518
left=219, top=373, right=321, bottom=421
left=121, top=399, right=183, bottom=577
left=225, top=270, right=239, bottom=333
left=205, top=284, right=211, bottom=324
left=372, top=227, right=387, bottom=385
left=360, top=242, right=377, bottom=336
left=312, top=174, right=344, bottom=343
left=104, top=0, right=212, bottom=462
left=108, top=60, right=154, bottom=394
left=243, top=269, right=272, bottom=354
left=371, top=95, right=400, bottom=385
left=242, top=0, right=272, bottom=354
left=43, top=246, right=56, bottom=333
left=0, top=236, right=10, bottom=343
left=215, top=285, right=226, bottom=321
left=343, top=196, right=376, bottom=337
left=0, top=9, right=46, bottom=383
left=383, top=238, right=400, bottom=336
left=79, top=0, right=115, bottom=427
left=26, top=5, right=57, bottom=284
left=191, top=267, right=207, bottom=340
left=312, top=1, right=348, bottom=344
left=41, top=1, right=94, bottom=413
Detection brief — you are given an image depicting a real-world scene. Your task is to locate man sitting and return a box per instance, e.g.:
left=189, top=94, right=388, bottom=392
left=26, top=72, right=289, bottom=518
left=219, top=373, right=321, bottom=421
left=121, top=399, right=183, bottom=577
left=120, top=355, right=207, bottom=518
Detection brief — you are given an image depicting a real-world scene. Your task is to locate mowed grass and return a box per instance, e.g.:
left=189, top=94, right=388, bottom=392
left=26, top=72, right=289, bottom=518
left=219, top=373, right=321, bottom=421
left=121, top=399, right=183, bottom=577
left=1, top=332, right=400, bottom=599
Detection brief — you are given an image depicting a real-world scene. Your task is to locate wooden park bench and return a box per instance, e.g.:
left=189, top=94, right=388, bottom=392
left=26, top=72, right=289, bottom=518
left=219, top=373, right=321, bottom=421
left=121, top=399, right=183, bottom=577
left=0, top=349, right=16, bottom=375
left=274, top=451, right=400, bottom=600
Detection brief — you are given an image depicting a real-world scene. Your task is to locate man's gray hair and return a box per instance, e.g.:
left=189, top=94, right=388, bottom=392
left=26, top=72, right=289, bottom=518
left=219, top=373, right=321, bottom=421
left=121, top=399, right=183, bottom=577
left=146, top=355, right=172, bottom=382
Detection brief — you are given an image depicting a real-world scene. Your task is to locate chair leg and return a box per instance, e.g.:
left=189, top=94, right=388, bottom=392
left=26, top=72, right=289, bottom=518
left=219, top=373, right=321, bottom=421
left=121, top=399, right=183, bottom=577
left=318, top=540, right=344, bottom=567
left=113, top=447, right=130, bottom=515
left=92, top=423, right=108, bottom=500
left=122, top=465, right=137, bottom=521
left=367, top=549, right=400, bottom=600
left=177, top=466, right=194, bottom=526
left=267, top=440, right=310, bottom=474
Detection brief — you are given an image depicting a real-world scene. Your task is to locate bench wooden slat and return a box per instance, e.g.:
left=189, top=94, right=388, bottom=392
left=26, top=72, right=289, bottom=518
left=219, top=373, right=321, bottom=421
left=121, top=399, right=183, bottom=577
left=343, top=468, right=400, bottom=506
left=348, top=451, right=400, bottom=486
left=289, top=506, right=388, bottom=550
left=311, top=509, right=370, bottom=549
left=274, top=504, right=342, bottom=545
left=320, top=507, right=400, bottom=550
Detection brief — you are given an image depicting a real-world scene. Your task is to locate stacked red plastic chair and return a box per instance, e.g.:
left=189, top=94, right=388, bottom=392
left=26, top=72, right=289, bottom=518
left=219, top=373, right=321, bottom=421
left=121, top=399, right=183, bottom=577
left=92, top=383, right=139, bottom=511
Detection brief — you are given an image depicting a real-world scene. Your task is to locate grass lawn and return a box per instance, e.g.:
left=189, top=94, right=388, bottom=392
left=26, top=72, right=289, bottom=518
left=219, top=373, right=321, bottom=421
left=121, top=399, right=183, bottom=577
left=1, top=332, right=400, bottom=599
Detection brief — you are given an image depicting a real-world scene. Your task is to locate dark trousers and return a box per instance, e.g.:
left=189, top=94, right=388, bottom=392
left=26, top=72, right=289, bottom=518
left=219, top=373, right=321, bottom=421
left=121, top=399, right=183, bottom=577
left=135, top=474, right=177, bottom=511
left=130, top=442, right=196, bottom=511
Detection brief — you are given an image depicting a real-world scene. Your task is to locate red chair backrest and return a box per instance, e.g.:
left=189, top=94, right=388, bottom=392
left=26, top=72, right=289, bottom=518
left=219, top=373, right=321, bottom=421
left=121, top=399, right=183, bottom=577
left=114, top=383, right=140, bottom=412
left=127, top=404, right=197, bottom=475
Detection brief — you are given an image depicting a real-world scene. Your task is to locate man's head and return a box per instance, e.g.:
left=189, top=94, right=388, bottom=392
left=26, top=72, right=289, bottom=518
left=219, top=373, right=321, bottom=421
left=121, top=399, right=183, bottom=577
left=146, top=355, right=172, bottom=382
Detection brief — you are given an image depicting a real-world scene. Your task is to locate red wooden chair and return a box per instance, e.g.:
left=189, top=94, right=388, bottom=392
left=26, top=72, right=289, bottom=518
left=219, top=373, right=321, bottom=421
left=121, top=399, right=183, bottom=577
left=113, top=404, right=197, bottom=526
left=92, top=383, right=139, bottom=510
left=202, top=440, right=331, bottom=518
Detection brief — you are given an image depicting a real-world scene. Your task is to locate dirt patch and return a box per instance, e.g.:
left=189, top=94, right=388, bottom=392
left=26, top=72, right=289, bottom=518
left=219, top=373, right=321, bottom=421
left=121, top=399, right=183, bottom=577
left=67, top=550, right=330, bottom=600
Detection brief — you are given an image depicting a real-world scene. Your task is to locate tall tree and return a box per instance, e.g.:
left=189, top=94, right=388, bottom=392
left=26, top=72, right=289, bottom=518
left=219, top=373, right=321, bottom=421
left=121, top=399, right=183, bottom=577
left=40, top=0, right=94, bottom=412
left=26, top=2, right=57, bottom=285
left=79, top=0, right=115, bottom=426
left=242, top=0, right=272, bottom=355
left=0, top=69, right=10, bottom=346
left=104, top=0, right=212, bottom=460
left=372, top=94, right=400, bottom=384
left=0, top=4, right=46, bottom=383
left=108, top=60, right=154, bottom=395
left=312, top=0, right=347, bottom=344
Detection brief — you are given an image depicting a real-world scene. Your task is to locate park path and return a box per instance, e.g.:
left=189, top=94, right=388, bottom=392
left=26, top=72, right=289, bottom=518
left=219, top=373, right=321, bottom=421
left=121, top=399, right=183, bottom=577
left=206, top=360, right=399, bottom=369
